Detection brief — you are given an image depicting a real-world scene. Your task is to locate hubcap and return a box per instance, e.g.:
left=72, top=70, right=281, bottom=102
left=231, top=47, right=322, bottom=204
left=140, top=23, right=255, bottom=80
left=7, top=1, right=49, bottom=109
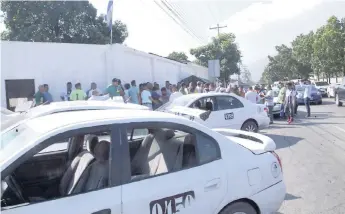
left=245, top=124, right=256, bottom=132
left=234, top=212, right=246, bottom=214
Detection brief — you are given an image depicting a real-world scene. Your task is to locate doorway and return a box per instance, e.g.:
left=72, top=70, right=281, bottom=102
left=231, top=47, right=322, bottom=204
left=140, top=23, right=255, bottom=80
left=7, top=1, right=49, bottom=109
left=5, top=79, right=35, bottom=111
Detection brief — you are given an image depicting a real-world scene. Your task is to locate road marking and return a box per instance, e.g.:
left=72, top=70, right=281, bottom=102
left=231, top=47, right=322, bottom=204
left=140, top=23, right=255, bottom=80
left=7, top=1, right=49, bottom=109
left=333, top=126, right=345, bottom=133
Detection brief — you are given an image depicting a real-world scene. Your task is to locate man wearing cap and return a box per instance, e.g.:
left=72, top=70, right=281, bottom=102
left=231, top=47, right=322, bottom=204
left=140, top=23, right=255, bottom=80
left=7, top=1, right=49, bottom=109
left=105, top=78, right=124, bottom=98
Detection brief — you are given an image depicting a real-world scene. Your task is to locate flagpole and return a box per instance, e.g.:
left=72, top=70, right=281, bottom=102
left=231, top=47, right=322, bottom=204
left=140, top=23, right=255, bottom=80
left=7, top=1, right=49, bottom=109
left=110, top=26, right=113, bottom=45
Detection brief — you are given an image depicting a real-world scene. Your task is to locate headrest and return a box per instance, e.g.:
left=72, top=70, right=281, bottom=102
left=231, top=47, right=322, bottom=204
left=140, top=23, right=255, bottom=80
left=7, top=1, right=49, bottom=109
left=164, top=129, right=175, bottom=140
left=93, top=140, right=110, bottom=162
left=85, top=135, right=99, bottom=154
left=206, top=102, right=213, bottom=111
left=184, top=134, right=196, bottom=145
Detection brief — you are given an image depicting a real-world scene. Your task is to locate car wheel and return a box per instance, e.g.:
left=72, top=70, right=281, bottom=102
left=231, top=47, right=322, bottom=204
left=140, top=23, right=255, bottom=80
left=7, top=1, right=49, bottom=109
left=241, top=120, right=258, bottom=133
left=219, top=202, right=257, bottom=214
left=319, top=100, right=322, bottom=105
left=336, top=94, right=343, bottom=106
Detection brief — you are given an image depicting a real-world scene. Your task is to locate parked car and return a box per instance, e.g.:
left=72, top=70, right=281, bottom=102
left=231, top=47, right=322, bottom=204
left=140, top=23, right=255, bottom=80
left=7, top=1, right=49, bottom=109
left=335, top=78, right=345, bottom=106
left=0, top=109, right=285, bottom=214
left=156, top=93, right=270, bottom=132
left=1, top=100, right=148, bottom=134
left=296, top=85, right=322, bottom=105
left=327, top=83, right=341, bottom=98
left=313, top=81, right=329, bottom=97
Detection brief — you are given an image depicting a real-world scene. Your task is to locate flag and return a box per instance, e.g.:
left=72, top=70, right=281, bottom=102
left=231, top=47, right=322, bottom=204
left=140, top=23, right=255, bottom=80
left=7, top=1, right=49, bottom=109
left=105, top=0, right=113, bottom=31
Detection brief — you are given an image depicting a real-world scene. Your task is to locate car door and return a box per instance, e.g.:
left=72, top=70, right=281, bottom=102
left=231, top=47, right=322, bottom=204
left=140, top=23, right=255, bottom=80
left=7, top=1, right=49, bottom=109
left=213, top=95, right=245, bottom=129
left=189, top=96, right=219, bottom=128
left=119, top=122, right=227, bottom=214
left=1, top=124, right=122, bottom=214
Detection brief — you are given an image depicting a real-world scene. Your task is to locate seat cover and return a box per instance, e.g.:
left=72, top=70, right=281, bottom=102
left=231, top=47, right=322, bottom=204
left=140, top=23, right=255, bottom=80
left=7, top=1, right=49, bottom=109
left=73, top=140, right=110, bottom=194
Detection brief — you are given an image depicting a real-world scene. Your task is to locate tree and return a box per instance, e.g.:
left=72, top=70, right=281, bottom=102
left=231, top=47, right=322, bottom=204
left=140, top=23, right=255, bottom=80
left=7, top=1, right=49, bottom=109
left=240, top=65, right=253, bottom=84
left=190, top=33, right=242, bottom=81
left=1, top=1, right=128, bottom=44
left=167, top=51, right=189, bottom=62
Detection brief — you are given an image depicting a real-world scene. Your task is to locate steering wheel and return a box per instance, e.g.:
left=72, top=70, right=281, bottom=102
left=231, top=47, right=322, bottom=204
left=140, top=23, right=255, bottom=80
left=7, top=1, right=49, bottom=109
left=4, top=175, right=26, bottom=203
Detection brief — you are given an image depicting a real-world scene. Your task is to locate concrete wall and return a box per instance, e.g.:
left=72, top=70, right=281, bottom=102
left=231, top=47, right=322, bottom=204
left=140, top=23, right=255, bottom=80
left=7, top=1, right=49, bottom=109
left=1, top=41, right=208, bottom=107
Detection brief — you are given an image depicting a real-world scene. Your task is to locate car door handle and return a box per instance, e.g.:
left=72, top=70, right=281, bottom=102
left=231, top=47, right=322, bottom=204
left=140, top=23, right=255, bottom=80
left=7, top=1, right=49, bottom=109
left=92, top=209, right=111, bottom=214
left=204, top=178, right=221, bottom=192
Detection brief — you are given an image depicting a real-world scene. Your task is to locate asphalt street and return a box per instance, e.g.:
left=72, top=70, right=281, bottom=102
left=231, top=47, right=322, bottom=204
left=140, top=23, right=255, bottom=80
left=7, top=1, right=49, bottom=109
left=260, top=98, right=345, bottom=214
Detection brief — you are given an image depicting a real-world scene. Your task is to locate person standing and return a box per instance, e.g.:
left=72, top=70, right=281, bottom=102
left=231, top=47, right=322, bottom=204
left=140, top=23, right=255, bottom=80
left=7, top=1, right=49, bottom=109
left=304, top=80, right=312, bottom=117
left=34, top=85, right=45, bottom=106
left=123, top=83, right=131, bottom=103
left=128, top=80, right=140, bottom=104
left=105, top=78, right=124, bottom=98
left=70, top=83, right=87, bottom=101
left=277, top=83, right=287, bottom=118
left=88, top=90, right=102, bottom=101
left=179, top=82, right=188, bottom=95
left=284, top=82, right=296, bottom=123
left=245, top=86, right=259, bottom=104
left=43, top=84, right=53, bottom=104
left=165, top=81, right=171, bottom=96
left=265, top=85, right=274, bottom=124
left=169, top=84, right=183, bottom=101
left=239, top=86, right=245, bottom=97
left=160, top=87, right=170, bottom=104
left=188, top=82, right=198, bottom=94
left=141, top=83, right=154, bottom=110
left=60, top=82, right=72, bottom=101
left=87, top=82, right=101, bottom=99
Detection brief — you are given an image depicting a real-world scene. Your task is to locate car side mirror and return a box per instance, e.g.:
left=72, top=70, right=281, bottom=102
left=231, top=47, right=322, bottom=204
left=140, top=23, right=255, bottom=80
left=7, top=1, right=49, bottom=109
left=200, top=110, right=211, bottom=121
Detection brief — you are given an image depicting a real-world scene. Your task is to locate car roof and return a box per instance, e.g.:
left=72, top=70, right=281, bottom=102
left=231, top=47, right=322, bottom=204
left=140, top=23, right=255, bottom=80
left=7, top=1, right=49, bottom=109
left=25, top=109, right=187, bottom=134
left=182, top=92, right=241, bottom=99
left=44, top=100, right=147, bottom=110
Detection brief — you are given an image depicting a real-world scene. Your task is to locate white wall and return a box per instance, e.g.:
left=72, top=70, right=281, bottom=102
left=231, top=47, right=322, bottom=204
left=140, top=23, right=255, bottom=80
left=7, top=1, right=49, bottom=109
left=1, top=41, right=209, bottom=108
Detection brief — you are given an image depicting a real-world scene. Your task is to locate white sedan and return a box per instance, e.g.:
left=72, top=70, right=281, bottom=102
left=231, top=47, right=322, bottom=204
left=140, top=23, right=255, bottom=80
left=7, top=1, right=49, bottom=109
left=157, top=93, right=270, bottom=132
left=1, top=100, right=148, bottom=133
left=1, top=109, right=285, bottom=214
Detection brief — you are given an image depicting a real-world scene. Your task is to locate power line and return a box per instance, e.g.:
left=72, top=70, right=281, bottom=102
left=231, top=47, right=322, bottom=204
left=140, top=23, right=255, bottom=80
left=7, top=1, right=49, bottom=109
left=158, top=0, right=205, bottom=43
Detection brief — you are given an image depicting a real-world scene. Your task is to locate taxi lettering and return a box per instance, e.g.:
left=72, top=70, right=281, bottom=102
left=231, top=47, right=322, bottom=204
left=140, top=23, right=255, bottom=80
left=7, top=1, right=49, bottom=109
left=150, top=191, right=195, bottom=214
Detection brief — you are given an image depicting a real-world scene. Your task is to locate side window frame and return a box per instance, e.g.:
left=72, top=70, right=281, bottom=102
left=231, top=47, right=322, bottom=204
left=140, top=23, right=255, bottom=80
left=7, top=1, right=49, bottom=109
left=1, top=124, right=122, bottom=201
left=215, top=95, right=244, bottom=111
left=119, top=122, right=221, bottom=185
left=189, top=96, right=217, bottom=111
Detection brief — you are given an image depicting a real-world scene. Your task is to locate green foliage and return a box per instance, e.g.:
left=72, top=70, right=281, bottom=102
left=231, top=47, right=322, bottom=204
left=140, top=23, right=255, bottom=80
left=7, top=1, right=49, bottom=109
left=1, top=1, right=128, bottom=44
left=261, top=15, right=345, bottom=83
left=167, top=51, right=189, bottom=62
left=190, top=33, right=242, bottom=81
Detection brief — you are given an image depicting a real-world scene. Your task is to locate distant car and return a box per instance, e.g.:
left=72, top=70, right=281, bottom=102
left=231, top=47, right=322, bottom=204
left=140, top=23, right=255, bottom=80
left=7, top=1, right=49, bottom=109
left=296, top=85, right=322, bottom=105
left=313, top=81, right=329, bottom=97
left=0, top=109, right=285, bottom=214
left=1, top=101, right=149, bottom=134
left=272, top=90, right=281, bottom=116
left=335, top=78, right=345, bottom=107
left=327, top=83, right=341, bottom=98
left=156, top=93, right=270, bottom=132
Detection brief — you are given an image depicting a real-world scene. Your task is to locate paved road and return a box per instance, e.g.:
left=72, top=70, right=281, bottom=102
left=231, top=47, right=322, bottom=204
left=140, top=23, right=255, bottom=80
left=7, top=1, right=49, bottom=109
left=260, top=98, right=345, bottom=214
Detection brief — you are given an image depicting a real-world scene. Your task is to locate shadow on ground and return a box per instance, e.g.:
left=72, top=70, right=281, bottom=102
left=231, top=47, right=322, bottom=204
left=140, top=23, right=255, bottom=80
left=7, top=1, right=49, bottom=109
left=264, top=134, right=303, bottom=149
left=285, top=193, right=301, bottom=200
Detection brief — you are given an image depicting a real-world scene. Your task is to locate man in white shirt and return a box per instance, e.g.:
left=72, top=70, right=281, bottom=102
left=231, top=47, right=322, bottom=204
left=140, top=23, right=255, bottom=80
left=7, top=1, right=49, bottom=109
left=303, top=80, right=312, bottom=117
left=245, top=86, right=259, bottom=104
left=169, top=85, right=183, bottom=101
left=87, top=82, right=102, bottom=98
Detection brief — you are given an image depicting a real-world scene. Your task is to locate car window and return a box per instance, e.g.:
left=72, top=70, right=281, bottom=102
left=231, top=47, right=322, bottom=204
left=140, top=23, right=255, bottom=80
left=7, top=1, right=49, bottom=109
left=127, top=128, right=149, bottom=140
left=190, top=97, right=216, bottom=111
left=315, top=82, right=328, bottom=86
left=125, top=123, right=220, bottom=182
left=215, top=96, right=244, bottom=111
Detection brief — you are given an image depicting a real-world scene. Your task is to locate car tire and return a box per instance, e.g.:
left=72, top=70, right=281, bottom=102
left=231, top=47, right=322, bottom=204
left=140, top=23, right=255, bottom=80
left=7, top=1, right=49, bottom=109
left=241, top=120, right=258, bottom=133
left=336, top=94, right=343, bottom=106
left=318, top=100, right=322, bottom=105
left=219, top=202, right=257, bottom=214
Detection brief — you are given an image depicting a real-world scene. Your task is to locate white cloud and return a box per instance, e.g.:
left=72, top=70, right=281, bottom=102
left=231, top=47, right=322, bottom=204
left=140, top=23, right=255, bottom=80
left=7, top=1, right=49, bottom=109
left=223, top=0, right=324, bottom=35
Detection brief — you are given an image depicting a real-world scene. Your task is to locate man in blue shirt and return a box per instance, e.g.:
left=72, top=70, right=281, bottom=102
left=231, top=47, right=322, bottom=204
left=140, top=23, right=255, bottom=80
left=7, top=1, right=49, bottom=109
left=128, top=80, right=139, bottom=104
left=43, top=84, right=53, bottom=104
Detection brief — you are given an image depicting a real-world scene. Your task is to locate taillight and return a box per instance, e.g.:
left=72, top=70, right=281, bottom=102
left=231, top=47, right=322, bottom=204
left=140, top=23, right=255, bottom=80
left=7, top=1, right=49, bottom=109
left=271, top=151, right=282, bottom=172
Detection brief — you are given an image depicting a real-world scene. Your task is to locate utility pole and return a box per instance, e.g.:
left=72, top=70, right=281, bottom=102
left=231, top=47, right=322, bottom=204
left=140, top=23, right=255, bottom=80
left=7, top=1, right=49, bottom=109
left=209, top=24, right=227, bottom=37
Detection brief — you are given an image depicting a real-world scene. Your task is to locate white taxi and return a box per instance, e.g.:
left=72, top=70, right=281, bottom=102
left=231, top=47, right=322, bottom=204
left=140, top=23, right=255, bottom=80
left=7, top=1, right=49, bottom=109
left=1, top=109, right=285, bottom=214
left=1, top=101, right=148, bottom=133
left=157, top=93, right=270, bottom=132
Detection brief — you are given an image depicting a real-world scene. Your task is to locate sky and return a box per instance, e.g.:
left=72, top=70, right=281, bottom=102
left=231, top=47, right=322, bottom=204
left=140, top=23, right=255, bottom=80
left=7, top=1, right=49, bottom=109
left=1, top=0, right=344, bottom=81
left=89, top=0, right=345, bottom=81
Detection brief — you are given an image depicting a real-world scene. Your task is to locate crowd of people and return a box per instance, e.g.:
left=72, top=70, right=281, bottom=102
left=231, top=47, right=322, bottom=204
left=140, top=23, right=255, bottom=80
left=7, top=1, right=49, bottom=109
left=33, top=78, right=313, bottom=124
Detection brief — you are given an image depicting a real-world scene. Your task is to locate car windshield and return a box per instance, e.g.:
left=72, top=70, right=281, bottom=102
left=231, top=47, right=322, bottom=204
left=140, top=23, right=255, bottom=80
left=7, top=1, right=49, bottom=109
left=0, top=123, right=40, bottom=164
left=156, top=95, right=192, bottom=111
left=315, top=82, right=328, bottom=86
